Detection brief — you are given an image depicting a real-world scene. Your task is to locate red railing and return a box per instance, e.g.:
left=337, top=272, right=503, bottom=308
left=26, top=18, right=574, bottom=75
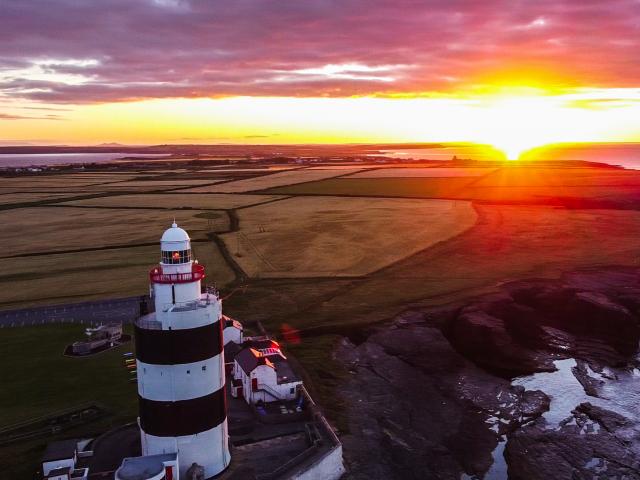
left=149, top=263, right=205, bottom=284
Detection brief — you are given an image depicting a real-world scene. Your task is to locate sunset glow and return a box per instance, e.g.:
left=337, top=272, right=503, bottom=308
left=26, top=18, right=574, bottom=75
left=2, top=1, right=640, bottom=153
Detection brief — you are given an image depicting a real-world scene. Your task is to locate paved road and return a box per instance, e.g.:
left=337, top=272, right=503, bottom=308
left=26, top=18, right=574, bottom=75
left=0, top=296, right=145, bottom=328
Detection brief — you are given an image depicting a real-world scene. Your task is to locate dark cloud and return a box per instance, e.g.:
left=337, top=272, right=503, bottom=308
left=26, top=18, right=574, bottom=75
left=20, top=106, right=72, bottom=111
left=0, top=112, right=63, bottom=120
left=1, top=0, right=639, bottom=103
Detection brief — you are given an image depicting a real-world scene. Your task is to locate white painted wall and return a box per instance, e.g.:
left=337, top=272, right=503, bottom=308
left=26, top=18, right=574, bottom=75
left=223, top=325, right=243, bottom=345
left=46, top=473, right=69, bottom=480
left=116, top=466, right=164, bottom=480
left=165, top=300, right=220, bottom=330
left=288, top=444, right=345, bottom=480
left=142, top=421, right=230, bottom=479
left=234, top=361, right=302, bottom=404
left=138, top=355, right=224, bottom=401
left=174, top=281, right=201, bottom=304
left=43, top=458, right=74, bottom=476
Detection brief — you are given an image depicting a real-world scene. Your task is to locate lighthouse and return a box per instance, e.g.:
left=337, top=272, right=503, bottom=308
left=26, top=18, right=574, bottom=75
left=135, top=222, right=230, bottom=479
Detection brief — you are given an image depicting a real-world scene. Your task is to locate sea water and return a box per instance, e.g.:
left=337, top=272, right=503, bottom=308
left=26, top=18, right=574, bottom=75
left=0, top=152, right=167, bottom=168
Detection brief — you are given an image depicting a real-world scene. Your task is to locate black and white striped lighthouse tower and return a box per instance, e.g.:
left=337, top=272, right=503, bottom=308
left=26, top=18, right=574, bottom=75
left=135, top=222, right=230, bottom=479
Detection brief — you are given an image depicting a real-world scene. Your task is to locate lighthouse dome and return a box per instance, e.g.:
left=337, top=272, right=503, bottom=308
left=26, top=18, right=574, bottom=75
left=161, top=222, right=190, bottom=243
left=160, top=222, right=192, bottom=265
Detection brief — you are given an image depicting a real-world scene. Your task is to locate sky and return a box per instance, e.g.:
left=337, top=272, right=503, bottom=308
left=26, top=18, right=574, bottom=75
left=1, top=0, right=640, bottom=157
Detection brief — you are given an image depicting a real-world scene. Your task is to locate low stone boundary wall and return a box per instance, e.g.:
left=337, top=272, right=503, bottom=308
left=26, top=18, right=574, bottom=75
left=0, top=296, right=147, bottom=328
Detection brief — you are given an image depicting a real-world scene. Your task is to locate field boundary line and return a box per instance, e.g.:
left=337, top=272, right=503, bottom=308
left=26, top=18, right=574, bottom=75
left=0, top=238, right=211, bottom=260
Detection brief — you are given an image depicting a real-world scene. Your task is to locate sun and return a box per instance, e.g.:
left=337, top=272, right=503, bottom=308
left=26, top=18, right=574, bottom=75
left=490, top=139, right=537, bottom=161
left=478, top=93, right=562, bottom=160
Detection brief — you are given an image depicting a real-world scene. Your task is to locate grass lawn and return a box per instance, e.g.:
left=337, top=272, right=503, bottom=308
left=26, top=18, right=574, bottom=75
left=0, top=324, right=137, bottom=478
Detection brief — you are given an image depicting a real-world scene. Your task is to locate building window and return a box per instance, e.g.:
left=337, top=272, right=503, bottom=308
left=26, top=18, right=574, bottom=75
left=202, top=366, right=207, bottom=371
left=161, top=249, right=192, bottom=264
left=187, top=370, right=190, bottom=374
left=290, top=387, right=295, bottom=394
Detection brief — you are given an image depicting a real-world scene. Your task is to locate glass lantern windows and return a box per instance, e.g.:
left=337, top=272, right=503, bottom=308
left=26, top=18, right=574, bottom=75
left=161, top=249, right=192, bottom=264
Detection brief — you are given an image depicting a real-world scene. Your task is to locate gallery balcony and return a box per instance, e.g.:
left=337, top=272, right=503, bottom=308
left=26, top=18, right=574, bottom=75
left=149, top=263, right=205, bottom=284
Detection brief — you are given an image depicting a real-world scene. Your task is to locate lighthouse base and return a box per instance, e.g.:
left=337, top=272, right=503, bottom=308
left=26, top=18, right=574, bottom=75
left=141, top=421, right=231, bottom=480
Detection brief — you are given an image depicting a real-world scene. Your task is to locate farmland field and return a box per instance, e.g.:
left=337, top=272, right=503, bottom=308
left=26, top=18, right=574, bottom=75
left=0, top=175, right=151, bottom=187
left=3, top=160, right=640, bottom=478
left=57, top=192, right=286, bottom=209
left=298, top=204, right=640, bottom=327
left=220, top=196, right=476, bottom=277
left=182, top=167, right=363, bottom=193
left=0, top=207, right=228, bottom=257
left=0, top=241, right=234, bottom=309
left=80, top=179, right=223, bottom=189
left=223, top=202, right=640, bottom=336
left=263, top=177, right=477, bottom=198
left=472, top=166, right=640, bottom=186
left=262, top=168, right=640, bottom=208
left=0, top=192, right=80, bottom=205
left=348, top=167, right=496, bottom=178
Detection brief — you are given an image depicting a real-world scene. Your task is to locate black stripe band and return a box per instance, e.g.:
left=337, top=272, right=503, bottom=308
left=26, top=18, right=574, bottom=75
left=139, top=386, right=227, bottom=437
left=135, top=321, right=223, bottom=365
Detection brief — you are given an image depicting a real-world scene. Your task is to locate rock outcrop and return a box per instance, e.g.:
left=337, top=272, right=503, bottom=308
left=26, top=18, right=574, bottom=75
left=337, top=267, right=640, bottom=479
left=447, top=269, right=640, bottom=375
left=505, top=403, right=640, bottom=480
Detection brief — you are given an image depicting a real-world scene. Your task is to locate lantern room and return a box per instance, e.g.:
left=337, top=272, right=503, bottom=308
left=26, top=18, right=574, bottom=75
left=160, top=222, right=191, bottom=266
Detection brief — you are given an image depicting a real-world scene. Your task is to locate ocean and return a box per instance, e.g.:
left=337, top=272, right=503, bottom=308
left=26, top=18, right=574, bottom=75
left=0, top=152, right=168, bottom=168
left=378, top=143, right=640, bottom=170
left=1, top=143, right=639, bottom=169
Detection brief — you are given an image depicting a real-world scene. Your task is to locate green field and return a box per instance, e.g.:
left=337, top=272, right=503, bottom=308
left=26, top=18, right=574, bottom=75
left=0, top=324, right=137, bottom=478
left=263, top=176, right=477, bottom=198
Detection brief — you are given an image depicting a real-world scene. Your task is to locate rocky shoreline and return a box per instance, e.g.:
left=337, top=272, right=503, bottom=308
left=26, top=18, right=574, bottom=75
left=336, top=267, right=640, bottom=479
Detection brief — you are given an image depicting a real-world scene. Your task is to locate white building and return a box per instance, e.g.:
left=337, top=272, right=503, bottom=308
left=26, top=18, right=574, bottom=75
left=41, top=440, right=88, bottom=480
left=223, top=315, right=243, bottom=346
left=116, top=453, right=177, bottom=480
left=232, top=341, right=302, bottom=404
left=116, top=222, right=230, bottom=480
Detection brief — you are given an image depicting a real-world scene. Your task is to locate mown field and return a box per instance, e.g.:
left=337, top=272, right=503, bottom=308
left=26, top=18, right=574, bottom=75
left=220, top=196, right=476, bottom=277
left=181, top=167, right=363, bottom=192
left=347, top=167, right=496, bottom=178
left=0, top=192, right=80, bottom=205
left=0, top=241, right=234, bottom=309
left=263, top=167, right=640, bottom=208
left=58, top=192, right=286, bottom=210
left=0, top=207, right=226, bottom=257
left=3, top=161, right=640, bottom=475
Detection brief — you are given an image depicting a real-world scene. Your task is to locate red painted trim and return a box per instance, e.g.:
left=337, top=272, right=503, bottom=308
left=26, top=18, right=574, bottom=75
left=149, top=263, right=205, bottom=284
